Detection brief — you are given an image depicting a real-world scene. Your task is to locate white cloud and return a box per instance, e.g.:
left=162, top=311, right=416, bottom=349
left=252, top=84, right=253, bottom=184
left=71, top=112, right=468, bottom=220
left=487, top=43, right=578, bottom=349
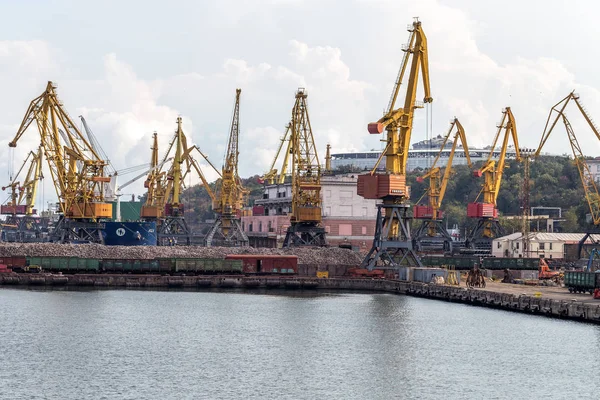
left=3, top=0, right=600, bottom=211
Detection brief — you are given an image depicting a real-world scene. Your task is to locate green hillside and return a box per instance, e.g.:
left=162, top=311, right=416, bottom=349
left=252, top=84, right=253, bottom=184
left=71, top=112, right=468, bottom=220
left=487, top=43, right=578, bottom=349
left=178, top=155, right=589, bottom=233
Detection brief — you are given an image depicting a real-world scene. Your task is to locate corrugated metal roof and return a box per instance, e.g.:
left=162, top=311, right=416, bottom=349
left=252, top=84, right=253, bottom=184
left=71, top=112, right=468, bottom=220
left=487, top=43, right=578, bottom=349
left=494, top=232, right=600, bottom=243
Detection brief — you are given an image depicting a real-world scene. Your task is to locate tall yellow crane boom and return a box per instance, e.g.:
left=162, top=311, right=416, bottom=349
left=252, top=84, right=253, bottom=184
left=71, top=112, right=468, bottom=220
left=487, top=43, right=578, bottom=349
left=2, top=146, right=43, bottom=216
left=262, top=123, right=292, bottom=185
left=366, top=19, right=432, bottom=177
left=416, top=118, right=471, bottom=219
left=413, top=118, right=471, bottom=253
left=282, top=88, right=327, bottom=247
left=465, top=107, right=521, bottom=251
left=9, top=81, right=112, bottom=222
left=214, top=89, right=248, bottom=217
left=358, top=18, right=432, bottom=269
left=205, top=88, right=249, bottom=247
left=534, top=92, right=600, bottom=257
left=474, top=107, right=521, bottom=206
left=141, top=132, right=167, bottom=218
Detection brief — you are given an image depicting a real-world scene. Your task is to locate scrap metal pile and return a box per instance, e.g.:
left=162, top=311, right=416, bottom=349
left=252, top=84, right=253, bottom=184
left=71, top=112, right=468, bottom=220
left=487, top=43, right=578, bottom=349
left=0, top=243, right=362, bottom=265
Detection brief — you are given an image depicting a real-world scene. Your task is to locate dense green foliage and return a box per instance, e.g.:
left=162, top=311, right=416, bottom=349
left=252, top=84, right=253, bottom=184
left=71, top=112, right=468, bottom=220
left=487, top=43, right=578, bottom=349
left=177, top=155, right=589, bottom=233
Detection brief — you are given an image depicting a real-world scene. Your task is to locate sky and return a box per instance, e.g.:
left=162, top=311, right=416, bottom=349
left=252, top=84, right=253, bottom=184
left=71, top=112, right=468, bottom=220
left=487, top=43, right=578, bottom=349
left=0, top=0, right=599, bottom=207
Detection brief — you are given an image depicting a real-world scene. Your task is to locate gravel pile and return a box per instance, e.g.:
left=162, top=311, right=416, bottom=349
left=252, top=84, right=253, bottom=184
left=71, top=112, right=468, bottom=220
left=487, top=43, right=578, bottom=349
left=0, top=243, right=362, bottom=265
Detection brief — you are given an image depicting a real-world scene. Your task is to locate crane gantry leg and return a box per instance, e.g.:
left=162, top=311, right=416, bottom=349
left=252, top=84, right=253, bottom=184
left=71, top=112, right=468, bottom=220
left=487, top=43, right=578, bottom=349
left=361, top=204, right=422, bottom=270
left=412, top=220, right=454, bottom=253
left=204, top=215, right=248, bottom=247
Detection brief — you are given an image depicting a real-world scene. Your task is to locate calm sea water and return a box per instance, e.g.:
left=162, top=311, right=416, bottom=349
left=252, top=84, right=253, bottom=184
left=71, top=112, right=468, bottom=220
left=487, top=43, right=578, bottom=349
left=1, top=288, right=598, bottom=399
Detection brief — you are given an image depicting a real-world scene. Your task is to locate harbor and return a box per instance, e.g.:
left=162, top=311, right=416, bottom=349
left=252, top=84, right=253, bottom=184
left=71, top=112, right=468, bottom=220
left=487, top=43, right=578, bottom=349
left=4, top=272, right=600, bottom=323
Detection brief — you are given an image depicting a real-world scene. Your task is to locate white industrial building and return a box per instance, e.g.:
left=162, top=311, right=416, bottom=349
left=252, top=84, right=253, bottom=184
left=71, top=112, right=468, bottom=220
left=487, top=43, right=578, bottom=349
left=492, top=232, right=600, bottom=260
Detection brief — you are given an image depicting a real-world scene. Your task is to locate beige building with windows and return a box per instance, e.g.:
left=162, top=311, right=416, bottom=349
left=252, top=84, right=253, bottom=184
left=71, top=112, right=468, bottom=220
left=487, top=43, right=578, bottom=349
left=492, top=232, right=600, bottom=260
left=242, top=175, right=381, bottom=248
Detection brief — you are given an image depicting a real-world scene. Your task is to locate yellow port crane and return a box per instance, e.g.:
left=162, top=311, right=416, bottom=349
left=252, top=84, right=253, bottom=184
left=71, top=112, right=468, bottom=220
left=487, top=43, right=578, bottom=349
left=0, top=146, right=47, bottom=242
left=141, top=132, right=168, bottom=220
left=2, top=146, right=43, bottom=216
left=282, top=88, right=326, bottom=247
left=357, top=18, right=431, bottom=269
left=534, top=92, right=600, bottom=257
left=465, top=107, right=521, bottom=252
left=152, top=117, right=194, bottom=244
left=205, top=88, right=249, bottom=247
left=413, top=118, right=471, bottom=253
left=9, top=81, right=112, bottom=243
left=262, top=123, right=292, bottom=185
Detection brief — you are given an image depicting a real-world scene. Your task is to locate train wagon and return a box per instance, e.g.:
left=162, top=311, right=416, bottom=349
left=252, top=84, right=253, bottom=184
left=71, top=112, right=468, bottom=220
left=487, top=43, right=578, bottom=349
left=26, top=257, right=100, bottom=273
left=173, top=258, right=243, bottom=274
left=0, top=256, right=27, bottom=270
left=225, top=255, right=298, bottom=274
left=101, top=259, right=160, bottom=274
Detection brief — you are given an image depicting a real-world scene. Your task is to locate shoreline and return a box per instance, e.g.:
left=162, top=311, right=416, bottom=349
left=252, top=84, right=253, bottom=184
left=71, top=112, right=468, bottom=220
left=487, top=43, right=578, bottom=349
left=2, top=273, right=599, bottom=324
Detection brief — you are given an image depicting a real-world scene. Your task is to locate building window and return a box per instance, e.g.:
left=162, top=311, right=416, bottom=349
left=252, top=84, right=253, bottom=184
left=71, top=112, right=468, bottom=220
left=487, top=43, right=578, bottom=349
left=539, top=242, right=545, bottom=250
left=259, top=222, right=263, bottom=232
left=249, top=223, right=253, bottom=232
left=268, top=220, right=273, bottom=232
left=339, top=224, right=352, bottom=236
left=597, top=164, right=600, bottom=172
left=549, top=243, right=553, bottom=250
left=516, top=242, right=519, bottom=249
left=325, top=226, right=331, bottom=233
left=242, top=222, right=245, bottom=231
left=361, top=226, right=367, bottom=235
left=497, top=242, right=501, bottom=249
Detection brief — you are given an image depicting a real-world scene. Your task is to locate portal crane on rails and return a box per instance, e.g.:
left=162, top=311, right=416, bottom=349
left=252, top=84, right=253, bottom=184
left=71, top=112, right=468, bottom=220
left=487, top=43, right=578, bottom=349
left=357, top=18, right=432, bottom=269
left=141, top=132, right=168, bottom=220
left=413, top=118, right=471, bottom=253
left=9, top=81, right=113, bottom=243
left=464, top=107, right=521, bottom=253
left=534, top=92, right=600, bottom=258
left=204, top=88, right=249, bottom=247
left=1, top=146, right=47, bottom=241
left=155, top=117, right=193, bottom=244
left=281, top=88, right=326, bottom=247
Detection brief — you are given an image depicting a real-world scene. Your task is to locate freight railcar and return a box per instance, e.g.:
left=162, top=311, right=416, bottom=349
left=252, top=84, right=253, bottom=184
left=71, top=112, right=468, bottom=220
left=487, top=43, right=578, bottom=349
left=225, top=254, right=298, bottom=274
left=0, top=256, right=27, bottom=270
left=16, top=255, right=296, bottom=276
left=420, top=256, right=540, bottom=270
left=27, top=257, right=100, bottom=273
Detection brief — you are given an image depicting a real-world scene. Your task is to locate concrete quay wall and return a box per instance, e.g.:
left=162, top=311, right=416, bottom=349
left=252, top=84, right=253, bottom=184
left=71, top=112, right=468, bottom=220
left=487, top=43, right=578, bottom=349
left=2, top=273, right=600, bottom=324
